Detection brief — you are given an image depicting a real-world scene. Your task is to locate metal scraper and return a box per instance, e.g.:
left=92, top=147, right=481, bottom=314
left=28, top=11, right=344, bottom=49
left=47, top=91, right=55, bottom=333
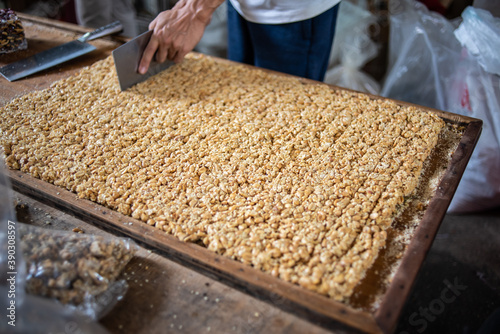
left=0, top=21, right=123, bottom=82
left=112, top=30, right=176, bottom=91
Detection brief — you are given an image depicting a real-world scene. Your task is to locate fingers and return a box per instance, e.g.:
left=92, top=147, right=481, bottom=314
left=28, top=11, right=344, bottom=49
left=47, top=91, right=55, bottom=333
left=171, top=48, right=184, bottom=63
left=148, top=17, right=157, bottom=31
left=139, top=12, right=171, bottom=74
left=155, top=28, right=169, bottom=63
left=139, top=4, right=205, bottom=73
left=138, top=35, right=159, bottom=74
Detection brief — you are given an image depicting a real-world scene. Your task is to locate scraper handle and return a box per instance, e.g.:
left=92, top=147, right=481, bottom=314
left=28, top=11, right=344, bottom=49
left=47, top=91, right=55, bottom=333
left=78, top=21, right=123, bottom=43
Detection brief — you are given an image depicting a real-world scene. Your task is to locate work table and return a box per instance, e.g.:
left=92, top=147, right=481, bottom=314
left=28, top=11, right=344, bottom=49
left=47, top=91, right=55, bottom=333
left=1, top=14, right=499, bottom=334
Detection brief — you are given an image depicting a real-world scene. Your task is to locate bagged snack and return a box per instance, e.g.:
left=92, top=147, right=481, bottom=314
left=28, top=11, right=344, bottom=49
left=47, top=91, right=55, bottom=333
left=1, top=158, right=116, bottom=332
left=18, top=224, right=138, bottom=319
left=0, top=8, right=27, bottom=54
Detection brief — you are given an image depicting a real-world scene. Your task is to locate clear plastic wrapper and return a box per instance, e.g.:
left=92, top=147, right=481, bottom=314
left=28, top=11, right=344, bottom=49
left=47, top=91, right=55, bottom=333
left=324, top=0, right=381, bottom=94
left=454, top=6, right=500, bottom=76
left=18, top=223, right=138, bottom=319
left=447, top=7, right=500, bottom=213
left=1, top=158, right=137, bottom=332
left=380, top=0, right=462, bottom=110
left=0, top=8, right=27, bottom=54
left=381, top=1, right=500, bottom=213
left=1, top=285, right=110, bottom=334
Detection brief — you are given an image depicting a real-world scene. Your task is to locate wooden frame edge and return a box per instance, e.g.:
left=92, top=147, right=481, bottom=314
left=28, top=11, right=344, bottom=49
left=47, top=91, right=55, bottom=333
left=374, top=119, right=482, bottom=333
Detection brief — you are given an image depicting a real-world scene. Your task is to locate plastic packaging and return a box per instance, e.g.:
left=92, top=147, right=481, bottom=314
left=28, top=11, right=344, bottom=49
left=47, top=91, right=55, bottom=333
left=18, top=223, right=138, bottom=320
left=446, top=7, right=500, bottom=213
left=381, top=1, right=500, bottom=213
left=454, top=7, right=500, bottom=76
left=0, top=158, right=26, bottom=332
left=380, top=0, right=462, bottom=110
left=1, top=158, right=137, bottom=333
left=473, top=0, right=500, bottom=24
left=1, top=285, right=110, bottom=334
left=324, top=1, right=381, bottom=94
left=0, top=8, right=28, bottom=54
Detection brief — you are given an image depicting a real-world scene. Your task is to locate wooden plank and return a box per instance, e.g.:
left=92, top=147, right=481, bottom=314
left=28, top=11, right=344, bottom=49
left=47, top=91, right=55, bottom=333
left=16, top=13, right=128, bottom=41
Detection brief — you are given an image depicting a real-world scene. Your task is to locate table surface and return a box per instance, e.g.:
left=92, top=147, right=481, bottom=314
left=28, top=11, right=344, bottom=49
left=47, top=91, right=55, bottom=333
left=1, top=14, right=500, bottom=334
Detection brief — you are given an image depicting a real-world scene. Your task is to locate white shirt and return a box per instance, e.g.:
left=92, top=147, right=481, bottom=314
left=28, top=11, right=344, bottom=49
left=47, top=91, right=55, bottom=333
left=228, top=0, right=342, bottom=24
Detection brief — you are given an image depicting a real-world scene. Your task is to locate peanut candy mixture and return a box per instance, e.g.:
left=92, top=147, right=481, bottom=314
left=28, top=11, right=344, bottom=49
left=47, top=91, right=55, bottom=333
left=0, top=54, right=444, bottom=301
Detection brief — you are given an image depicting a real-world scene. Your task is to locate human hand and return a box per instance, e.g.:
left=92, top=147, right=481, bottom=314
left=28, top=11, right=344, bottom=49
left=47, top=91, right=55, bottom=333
left=138, top=0, right=223, bottom=74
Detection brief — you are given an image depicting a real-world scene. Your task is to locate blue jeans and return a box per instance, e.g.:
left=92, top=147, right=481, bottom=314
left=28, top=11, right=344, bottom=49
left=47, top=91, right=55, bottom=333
left=227, top=1, right=339, bottom=81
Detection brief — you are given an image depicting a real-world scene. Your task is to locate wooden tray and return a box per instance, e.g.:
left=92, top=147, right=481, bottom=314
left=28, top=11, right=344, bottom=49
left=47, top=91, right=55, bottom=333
left=1, top=15, right=482, bottom=334
left=6, top=112, right=481, bottom=334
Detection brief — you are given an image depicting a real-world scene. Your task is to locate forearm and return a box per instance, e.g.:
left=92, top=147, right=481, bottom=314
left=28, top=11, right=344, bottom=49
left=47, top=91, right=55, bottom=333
left=170, top=0, right=226, bottom=26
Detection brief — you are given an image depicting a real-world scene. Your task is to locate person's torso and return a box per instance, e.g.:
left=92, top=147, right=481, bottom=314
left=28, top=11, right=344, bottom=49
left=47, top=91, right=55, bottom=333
left=228, top=0, right=342, bottom=24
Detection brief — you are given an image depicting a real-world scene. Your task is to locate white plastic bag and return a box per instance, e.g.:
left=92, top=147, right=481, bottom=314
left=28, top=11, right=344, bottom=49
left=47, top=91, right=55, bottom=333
left=381, top=0, right=462, bottom=110
left=324, top=0, right=381, bottom=94
left=473, top=0, right=500, bottom=18
left=381, top=2, right=500, bottom=213
left=447, top=7, right=500, bottom=213
left=454, top=7, right=500, bottom=76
